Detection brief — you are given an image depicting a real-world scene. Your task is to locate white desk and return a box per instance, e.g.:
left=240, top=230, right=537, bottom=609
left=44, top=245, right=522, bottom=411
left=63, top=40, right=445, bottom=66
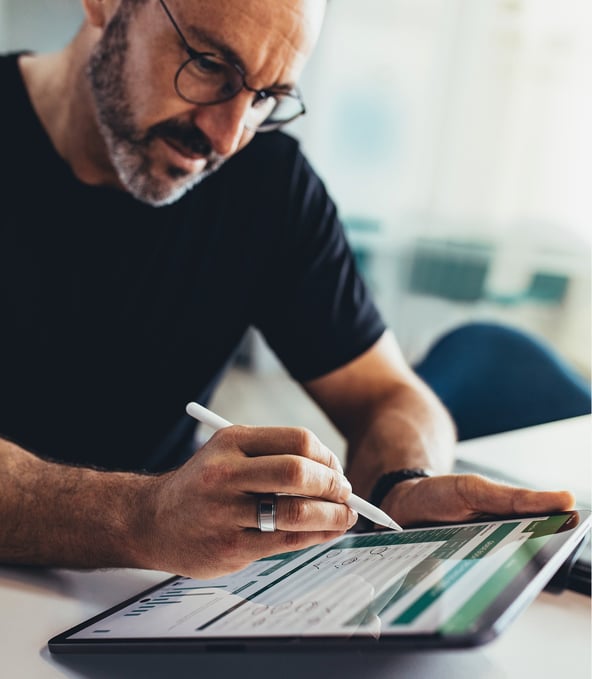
left=455, top=415, right=591, bottom=507
left=1, top=417, right=590, bottom=679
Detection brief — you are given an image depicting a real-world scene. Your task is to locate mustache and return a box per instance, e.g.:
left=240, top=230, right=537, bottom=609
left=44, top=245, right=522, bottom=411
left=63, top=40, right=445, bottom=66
left=147, top=119, right=220, bottom=161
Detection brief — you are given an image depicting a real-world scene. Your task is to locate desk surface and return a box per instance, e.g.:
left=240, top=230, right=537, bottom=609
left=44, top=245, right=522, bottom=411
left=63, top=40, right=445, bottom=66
left=1, top=417, right=590, bottom=679
left=455, top=415, right=591, bottom=507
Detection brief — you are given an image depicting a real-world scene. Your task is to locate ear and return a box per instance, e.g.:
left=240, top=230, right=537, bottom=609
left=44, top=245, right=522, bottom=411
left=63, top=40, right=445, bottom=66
left=81, top=0, right=118, bottom=29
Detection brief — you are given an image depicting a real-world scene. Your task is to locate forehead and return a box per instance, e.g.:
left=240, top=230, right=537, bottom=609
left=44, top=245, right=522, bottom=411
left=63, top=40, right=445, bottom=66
left=169, top=0, right=325, bottom=83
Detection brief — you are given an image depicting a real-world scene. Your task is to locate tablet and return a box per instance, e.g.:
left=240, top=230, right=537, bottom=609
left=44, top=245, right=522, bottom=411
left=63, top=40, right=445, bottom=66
left=48, top=510, right=591, bottom=653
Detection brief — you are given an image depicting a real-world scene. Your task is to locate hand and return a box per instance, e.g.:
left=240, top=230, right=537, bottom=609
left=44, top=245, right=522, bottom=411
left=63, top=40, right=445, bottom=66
left=140, top=426, right=357, bottom=578
left=380, top=473, right=576, bottom=528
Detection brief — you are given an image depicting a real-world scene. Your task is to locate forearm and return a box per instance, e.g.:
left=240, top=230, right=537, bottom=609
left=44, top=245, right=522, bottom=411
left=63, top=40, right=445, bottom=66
left=344, top=376, right=456, bottom=501
left=304, top=331, right=457, bottom=503
left=0, top=437, right=157, bottom=568
left=305, top=333, right=573, bottom=528
left=0, top=428, right=358, bottom=579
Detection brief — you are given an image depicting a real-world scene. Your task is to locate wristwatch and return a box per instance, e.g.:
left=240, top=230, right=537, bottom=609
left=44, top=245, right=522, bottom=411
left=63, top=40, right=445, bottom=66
left=369, top=468, right=433, bottom=510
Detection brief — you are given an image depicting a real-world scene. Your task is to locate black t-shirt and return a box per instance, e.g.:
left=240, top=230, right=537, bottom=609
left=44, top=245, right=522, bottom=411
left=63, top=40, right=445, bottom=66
left=0, top=53, right=386, bottom=472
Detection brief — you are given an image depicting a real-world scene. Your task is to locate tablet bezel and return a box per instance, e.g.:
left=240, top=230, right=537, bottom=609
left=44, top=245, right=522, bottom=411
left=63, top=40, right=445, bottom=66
left=48, top=510, right=591, bottom=653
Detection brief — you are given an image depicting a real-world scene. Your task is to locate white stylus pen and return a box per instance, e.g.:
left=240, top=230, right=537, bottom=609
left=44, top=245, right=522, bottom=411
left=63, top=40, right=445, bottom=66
left=185, top=401, right=403, bottom=531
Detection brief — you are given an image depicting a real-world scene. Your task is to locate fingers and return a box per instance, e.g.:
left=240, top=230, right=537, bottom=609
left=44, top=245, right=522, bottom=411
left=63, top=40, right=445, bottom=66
left=235, top=455, right=352, bottom=502
left=225, top=425, right=344, bottom=472
left=383, top=474, right=577, bottom=528
left=457, top=476, right=576, bottom=516
left=247, top=529, right=350, bottom=557
left=235, top=495, right=358, bottom=532
left=205, top=426, right=350, bottom=502
left=513, top=489, right=576, bottom=513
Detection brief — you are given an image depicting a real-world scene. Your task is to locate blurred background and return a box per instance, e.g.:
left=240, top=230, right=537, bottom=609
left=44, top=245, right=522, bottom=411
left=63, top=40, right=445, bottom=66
left=2, top=0, right=590, bottom=452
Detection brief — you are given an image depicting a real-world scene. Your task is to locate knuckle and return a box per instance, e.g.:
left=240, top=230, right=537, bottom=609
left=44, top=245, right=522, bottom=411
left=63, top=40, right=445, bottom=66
left=229, top=424, right=250, bottom=438
left=285, top=498, right=308, bottom=526
left=455, top=473, right=479, bottom=511
left=331, top=451, right=344, bottom=473
left=199, top=459, right=234, bottom=489
left=293, top=427, right=318, bottom=456
left=325, top=471, right=341, bottom=498
left=282, top=531, right=307, bottom=551
left=334, top=505, right=352, bottom=529
left=210, top=426, right=234, bottom=444
left=212, top=424, right=246, bottom=446
left=281, top=457, right=308, bottom=487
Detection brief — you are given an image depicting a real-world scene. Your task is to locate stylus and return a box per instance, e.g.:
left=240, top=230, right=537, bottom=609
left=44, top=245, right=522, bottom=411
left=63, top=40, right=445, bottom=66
left=185, top=401, right=403, bottom=531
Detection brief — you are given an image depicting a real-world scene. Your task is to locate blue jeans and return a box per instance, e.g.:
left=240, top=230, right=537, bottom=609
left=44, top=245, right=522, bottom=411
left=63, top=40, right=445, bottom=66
left=414, top=322, right=592, bottom=441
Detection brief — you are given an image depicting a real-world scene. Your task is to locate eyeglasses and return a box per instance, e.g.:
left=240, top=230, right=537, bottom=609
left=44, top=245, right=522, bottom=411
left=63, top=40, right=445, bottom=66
left=158, top=0, right=306, bottom=132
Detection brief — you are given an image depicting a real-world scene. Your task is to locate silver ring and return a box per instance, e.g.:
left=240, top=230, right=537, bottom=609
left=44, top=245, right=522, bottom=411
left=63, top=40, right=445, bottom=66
left=258, top=495, right=277, bottom=532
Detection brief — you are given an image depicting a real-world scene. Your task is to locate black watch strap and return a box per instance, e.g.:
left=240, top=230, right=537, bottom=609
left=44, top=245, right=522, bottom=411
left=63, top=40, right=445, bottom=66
left=369, top=468, right=432, bottom=510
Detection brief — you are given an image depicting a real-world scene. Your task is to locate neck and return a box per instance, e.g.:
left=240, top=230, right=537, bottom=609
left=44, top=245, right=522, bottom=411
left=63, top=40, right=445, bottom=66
left=18, top=25, right=123, bottom=189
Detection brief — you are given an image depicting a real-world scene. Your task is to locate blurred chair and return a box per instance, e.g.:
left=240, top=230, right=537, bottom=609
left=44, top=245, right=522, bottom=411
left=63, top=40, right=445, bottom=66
left=414, top=322, right=592, bottom=440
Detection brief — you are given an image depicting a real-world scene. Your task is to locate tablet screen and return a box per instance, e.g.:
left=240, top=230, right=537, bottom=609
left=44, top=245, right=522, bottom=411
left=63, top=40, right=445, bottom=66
left=50, top=511, right=590, bottom=651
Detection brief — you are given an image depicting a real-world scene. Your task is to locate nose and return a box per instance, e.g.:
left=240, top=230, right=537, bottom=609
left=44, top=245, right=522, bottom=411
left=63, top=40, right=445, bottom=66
left=191, top=94, right=252, bottom=157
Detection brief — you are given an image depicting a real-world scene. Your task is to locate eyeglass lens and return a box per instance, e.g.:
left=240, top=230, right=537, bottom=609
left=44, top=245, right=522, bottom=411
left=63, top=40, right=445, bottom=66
left=175, top=55, right=303, bottom=131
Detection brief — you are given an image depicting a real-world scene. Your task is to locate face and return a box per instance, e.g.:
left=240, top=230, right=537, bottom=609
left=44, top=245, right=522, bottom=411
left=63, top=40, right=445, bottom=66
left=87, top=0, right=325, bottom=206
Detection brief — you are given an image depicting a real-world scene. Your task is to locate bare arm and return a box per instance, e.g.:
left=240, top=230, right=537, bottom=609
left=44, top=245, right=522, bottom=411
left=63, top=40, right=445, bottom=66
left=304, top=330, right=457, bottom=498
left=0, top=427, right=356, bottom=577
left=0, top=436, right=157, bottom=568
left=304, top=330, right=575, bottom=526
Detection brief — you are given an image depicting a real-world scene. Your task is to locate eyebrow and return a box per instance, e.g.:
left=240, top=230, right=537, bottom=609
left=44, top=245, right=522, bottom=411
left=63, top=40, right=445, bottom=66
left=184, top=24, right=297, bottom=92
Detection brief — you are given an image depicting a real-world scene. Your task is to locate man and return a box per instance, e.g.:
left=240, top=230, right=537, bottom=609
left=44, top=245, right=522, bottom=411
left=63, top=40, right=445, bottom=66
left=0, top=0, right=574, bottom=579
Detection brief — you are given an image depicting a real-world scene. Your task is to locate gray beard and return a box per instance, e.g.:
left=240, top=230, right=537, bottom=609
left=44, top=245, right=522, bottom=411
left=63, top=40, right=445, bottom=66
left=86, top=2, right=225, bottom=207
left=100, top=129, right=226, bottom=207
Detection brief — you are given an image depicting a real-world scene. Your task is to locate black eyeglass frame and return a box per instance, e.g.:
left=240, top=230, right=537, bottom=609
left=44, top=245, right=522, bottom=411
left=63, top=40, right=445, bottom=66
left=158, top=0, right=306, bottom=132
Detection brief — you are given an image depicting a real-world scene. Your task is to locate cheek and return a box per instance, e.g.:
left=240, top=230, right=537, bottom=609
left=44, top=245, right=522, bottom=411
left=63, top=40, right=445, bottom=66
left=123, top=21, right=192, bottom=128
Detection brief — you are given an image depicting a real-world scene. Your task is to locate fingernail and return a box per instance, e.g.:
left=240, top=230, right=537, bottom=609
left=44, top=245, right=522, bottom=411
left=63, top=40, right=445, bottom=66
left=347, top=508, right=358, bottom=528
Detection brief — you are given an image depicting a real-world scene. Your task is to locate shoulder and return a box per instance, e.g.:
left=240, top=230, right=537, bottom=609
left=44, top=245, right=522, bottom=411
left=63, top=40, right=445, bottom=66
left=237, top=131, right=302, bottom=162
left=1, top=51, right=35, bottom=124
left=174, top=132, right=329, bottom=235
left=0, top=52, right=27, bottom=85
left=206, top=131, right=324, bottom=208
left=221, top=131, right=310, bottom=183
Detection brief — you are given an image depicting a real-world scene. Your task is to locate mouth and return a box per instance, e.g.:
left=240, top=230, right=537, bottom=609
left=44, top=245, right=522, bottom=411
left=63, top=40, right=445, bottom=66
left=161, top=135, right=204, bottom=161
left=159, top=136, right=210, bottom=174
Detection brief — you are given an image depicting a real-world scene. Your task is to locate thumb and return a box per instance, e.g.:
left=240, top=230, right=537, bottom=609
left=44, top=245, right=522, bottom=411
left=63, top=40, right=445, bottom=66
left=384, top=474, right=576, bottom=527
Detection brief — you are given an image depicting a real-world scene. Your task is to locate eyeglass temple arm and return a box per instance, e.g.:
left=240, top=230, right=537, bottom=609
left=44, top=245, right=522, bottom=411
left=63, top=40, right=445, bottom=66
left=158, top=0, right=192, bottom=52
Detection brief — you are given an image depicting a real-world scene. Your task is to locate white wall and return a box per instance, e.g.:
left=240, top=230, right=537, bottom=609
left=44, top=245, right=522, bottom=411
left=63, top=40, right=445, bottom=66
left=296, top=0, right=591, bottom=374
left=0, top=0, right=82, bottom=52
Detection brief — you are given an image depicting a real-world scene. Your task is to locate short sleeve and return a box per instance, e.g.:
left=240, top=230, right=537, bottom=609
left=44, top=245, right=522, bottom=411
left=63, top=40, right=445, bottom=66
left=252, top=146, right=386, bottom=382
